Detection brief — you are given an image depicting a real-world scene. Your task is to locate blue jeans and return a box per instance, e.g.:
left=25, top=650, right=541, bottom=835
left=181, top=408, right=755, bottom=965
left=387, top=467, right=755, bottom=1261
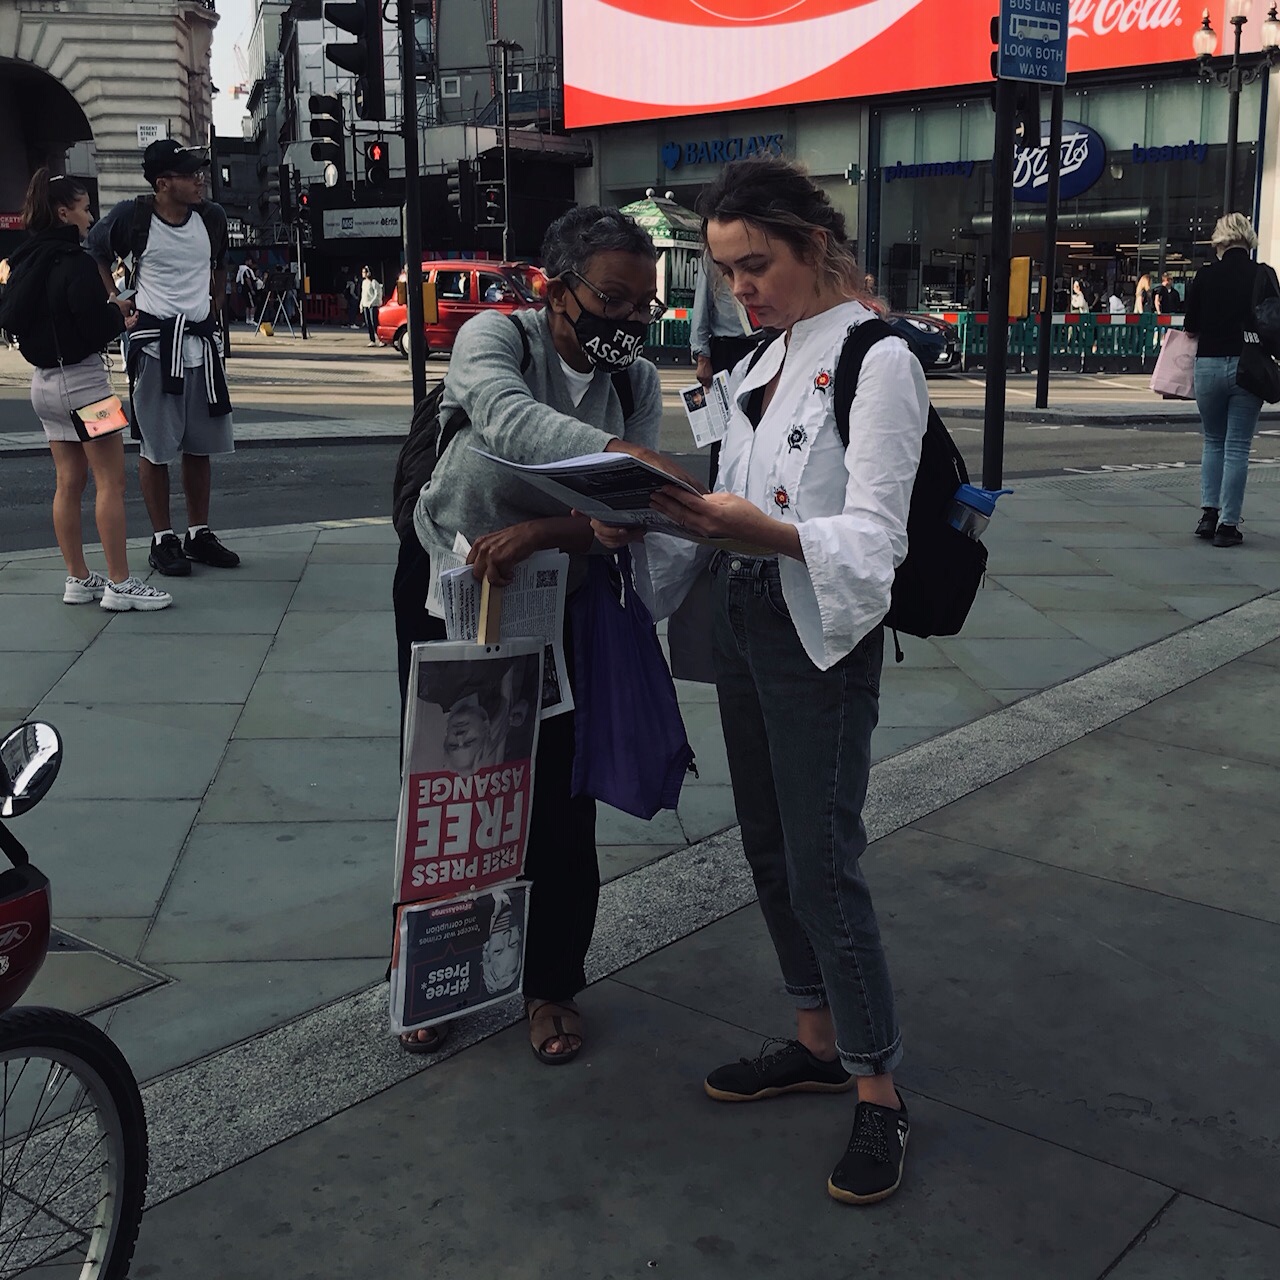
left=1195, top=356, right=1263, bottom=526
left=711, top=555, right=901, bottom=1077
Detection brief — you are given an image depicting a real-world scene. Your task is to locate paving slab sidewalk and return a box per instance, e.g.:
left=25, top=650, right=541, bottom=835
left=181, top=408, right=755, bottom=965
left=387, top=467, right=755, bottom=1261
left=124, top=594, right=1280, bottom=1279
left=2, top=467, right=1280, bottom=1273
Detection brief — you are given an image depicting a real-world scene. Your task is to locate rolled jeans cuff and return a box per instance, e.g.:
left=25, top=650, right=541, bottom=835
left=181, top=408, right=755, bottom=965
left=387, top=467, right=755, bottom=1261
left=786, top=982, right=828, bottom=1011
left=838, top=1032, right=904, bottom=1079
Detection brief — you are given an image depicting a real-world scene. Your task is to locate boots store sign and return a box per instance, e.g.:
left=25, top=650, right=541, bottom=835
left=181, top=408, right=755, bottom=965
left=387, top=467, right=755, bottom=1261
left=1013, top=121, right=1107, bottom=201
left=565, top=0, right=1198, bottom=129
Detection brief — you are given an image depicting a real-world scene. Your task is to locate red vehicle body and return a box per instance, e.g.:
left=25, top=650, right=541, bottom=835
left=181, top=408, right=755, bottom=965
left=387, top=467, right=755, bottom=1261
left=375, top=260, right=546, bottom=357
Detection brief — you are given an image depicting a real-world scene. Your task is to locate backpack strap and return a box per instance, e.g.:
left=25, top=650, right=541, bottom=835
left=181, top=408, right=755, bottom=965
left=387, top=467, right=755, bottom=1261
left=742, top=337, right=773, bottom=427
left=506, top=311, right=535, bottom=373
left=832, top=318, right=896, bottom=449
left=129, top=195, right=155, bottom=267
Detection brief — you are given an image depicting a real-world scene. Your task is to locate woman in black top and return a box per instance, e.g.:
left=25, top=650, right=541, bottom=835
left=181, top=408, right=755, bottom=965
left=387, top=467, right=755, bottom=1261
left=6, top=170, right=170, bottom=609
left=1183, top=213, right=1268, bottom=547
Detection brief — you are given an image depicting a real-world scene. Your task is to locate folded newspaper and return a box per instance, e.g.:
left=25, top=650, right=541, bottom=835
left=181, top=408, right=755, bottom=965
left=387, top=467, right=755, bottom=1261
left=470, top=447, right=704, bottom=540
left=680, top=372, right=732, bottom=448
left=439, top=549, right=573, bottom=720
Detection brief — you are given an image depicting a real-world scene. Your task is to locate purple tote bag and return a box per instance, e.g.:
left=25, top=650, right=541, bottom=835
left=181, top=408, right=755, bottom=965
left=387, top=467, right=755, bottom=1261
left=568, top=549, right=695, bottom=820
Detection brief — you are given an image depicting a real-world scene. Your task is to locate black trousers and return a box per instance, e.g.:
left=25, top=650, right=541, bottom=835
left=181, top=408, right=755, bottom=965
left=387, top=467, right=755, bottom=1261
left=392, top=535, right=600, bottom=1001
left=364, top=306, right=378, bottom=341
left=707, top=334, right=764, bottom=489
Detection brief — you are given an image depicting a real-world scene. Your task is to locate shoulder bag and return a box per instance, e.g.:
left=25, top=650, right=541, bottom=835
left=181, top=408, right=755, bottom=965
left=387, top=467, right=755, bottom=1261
left=1236, top=263, right=1280, bottom=404
left=49, top=268, right=129, bottom=442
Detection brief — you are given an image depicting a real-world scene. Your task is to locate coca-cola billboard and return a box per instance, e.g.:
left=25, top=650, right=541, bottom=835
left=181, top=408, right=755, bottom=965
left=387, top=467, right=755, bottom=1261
left=564, top=0, right=1214, bottom=129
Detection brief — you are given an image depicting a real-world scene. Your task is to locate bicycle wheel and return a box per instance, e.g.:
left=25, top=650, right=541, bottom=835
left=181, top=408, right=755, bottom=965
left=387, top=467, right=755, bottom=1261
left=0, top=1007, right=147, bottom=1279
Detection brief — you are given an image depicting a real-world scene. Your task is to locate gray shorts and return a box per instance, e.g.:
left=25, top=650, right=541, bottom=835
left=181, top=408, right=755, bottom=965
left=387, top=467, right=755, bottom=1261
left=31, top=354, right=110, bottom=443
left=130, top=352, right=235, bottom=465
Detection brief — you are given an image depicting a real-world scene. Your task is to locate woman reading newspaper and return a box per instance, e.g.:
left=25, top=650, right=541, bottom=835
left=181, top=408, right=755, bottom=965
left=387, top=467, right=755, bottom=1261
left=392, top=205, right=700, bottom=1063
left=593, top=157, right=926, bottom=1205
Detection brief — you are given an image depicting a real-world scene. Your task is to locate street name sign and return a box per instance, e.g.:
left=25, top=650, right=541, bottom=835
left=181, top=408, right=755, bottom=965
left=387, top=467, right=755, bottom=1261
left=998, top=0, right=1069, bottom=85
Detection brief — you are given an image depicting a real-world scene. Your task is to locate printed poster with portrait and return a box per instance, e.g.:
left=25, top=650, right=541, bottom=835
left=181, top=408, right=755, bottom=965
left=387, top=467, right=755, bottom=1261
left=390, top=883, right=532, bottom=1032
left=394, top=639, right=542, bottom=906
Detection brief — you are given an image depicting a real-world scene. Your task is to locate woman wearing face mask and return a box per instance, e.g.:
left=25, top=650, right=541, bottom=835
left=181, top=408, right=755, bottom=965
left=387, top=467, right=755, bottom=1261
left=597, top=157, right=926, bottom=1205
left=391, top=205, right=697, bottom=1062
left=3, top=169, right=170, bottom=611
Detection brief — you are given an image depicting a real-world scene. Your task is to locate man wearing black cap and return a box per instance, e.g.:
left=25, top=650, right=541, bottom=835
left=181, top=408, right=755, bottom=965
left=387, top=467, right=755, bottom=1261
left=87, top=139, right=239, bottom=576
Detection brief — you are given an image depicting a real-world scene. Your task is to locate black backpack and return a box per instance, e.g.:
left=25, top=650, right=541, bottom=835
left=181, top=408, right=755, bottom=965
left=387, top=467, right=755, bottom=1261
left=391, top=313, right=635, bottom=542
left=744, top=318, right=987, bottom=656
left=122, top=195, right=225, bottom=282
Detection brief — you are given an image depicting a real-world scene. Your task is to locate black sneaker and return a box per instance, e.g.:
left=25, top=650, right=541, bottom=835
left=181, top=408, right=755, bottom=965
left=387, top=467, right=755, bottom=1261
left=185, top=528, right=241, bottom=568
left=1195, top=507, right=1219, bottom=539
left=828, top=1091, right=910, bottom=1205
left=148, top=533, right=191, bottom=577
left=1212, top=523, right=1244, bottom=547
left=704, top=1038, right=854, bottom=1102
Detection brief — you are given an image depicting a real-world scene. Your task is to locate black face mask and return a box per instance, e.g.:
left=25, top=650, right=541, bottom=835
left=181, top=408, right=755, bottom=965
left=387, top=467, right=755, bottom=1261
left=571, top=309, right=648, bottom=370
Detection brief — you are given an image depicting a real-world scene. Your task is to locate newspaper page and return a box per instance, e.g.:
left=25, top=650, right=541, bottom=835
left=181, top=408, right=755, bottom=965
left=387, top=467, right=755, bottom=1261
left=469, top=447, right=705, bottom=541
left=394, top=638, right=542, bottom=905
left=425, top=531, right=472, bottom=619
left=679, top=371, right=732, bottom=448
left=439, top=550, right=573, bottom=720
left=390, top=882, right=531, bottom=1032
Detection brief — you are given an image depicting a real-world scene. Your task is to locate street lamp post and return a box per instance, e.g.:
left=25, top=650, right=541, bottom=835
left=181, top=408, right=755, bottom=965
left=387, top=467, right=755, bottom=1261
left=486, top=38, right=523, bottom=260
left=1194, top=1, right=1280, bottom=213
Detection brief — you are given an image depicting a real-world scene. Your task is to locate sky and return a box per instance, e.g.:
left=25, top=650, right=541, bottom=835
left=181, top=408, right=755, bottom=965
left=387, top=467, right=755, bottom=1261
left=211, top=0, right=257, bottom=138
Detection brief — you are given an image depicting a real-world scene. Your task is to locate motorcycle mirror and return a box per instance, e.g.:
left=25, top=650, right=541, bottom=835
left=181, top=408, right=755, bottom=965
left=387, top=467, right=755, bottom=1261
left=0, top=722, right=63, bottom=818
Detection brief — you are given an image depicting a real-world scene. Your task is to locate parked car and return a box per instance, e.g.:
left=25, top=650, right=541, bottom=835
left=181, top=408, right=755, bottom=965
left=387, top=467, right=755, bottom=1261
left=376, top=260, right=545, bottom=357
left=886, top=311, right=958, bottom=373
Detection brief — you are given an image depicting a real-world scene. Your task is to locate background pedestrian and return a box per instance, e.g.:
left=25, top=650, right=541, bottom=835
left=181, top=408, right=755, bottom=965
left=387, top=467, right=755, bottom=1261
left=359, top=266, right=381, bottom=345
left=4, top=168, right=170, bottom=611
left=1185, top=212, right=1271, bottom=547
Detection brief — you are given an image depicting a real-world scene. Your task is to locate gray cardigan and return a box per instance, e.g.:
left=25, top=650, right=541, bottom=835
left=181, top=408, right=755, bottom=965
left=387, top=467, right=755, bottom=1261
left=413, top=307, right=663, bottom=570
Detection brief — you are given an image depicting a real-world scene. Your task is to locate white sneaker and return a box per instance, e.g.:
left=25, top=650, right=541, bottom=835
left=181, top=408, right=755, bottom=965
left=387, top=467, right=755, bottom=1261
left=101, top=577, right=173, bottom=612
left=63, top=571, right=107, bottom=604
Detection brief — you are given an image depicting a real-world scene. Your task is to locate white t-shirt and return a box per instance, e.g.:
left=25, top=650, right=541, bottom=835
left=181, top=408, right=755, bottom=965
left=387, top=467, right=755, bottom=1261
left=557, top=356, right=594, bottom=406
left=135, top=212, right=213, bottom=368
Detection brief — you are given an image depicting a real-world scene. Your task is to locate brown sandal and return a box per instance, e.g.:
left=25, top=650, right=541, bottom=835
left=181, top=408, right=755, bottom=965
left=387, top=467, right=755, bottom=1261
left=526, top=999, right=583, bottom=1065
left=399, top=1023, right=452, bottom=1055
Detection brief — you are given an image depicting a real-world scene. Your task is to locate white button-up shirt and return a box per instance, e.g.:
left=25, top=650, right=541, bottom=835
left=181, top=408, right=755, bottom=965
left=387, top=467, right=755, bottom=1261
left=637, top=301, right=927, bottom=671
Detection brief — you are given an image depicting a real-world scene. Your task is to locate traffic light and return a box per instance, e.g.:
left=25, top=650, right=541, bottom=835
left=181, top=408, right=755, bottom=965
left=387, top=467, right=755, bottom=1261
left=278, top=164, right=295, bottom=224
left=298, top=189, right=312, bottom=226
left=446, top=163, right=462, bottom=210
left=364, top=139, right=389, bottom=188
left=481, top=184, right=504, bottom=226
left=308, top=93, right=345, bottom=184
left=1012, top=84, right=1041, bottom=146
left=324, top=0, right=385, bottom=121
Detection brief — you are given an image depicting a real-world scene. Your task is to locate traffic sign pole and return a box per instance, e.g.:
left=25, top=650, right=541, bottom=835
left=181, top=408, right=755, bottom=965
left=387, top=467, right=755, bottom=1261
left=983, top=75, right=1016, bottom=492
left=399, top=0, right=427, bottom=403
left=1034, top=84, right=1064, bottom=410
left=986, top=0, right=1069, bottom=484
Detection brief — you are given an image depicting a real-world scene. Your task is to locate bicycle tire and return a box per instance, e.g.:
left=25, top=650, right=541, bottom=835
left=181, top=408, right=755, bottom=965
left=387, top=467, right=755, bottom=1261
left=0, top=1006, right=148, bottom=1279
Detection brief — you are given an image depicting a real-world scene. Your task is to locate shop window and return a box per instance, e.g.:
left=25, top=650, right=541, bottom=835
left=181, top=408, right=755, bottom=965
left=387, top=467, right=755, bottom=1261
left=220, top=165, right=232, bottom=188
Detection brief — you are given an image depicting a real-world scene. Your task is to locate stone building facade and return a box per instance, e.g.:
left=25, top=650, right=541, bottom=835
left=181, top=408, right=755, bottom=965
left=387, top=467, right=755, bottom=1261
left=0, top=0, right=218, bottom=229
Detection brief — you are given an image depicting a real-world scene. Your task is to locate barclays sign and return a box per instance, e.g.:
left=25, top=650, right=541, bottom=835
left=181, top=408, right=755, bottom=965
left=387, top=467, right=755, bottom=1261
left=1013, top=120, right=1106, bottom=203
left=661, top=133, right=784, bottom=170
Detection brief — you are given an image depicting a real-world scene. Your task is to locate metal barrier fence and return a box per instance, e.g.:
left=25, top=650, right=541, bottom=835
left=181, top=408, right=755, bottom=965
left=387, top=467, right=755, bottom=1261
left=949, top=312, right=1183, bottom=373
